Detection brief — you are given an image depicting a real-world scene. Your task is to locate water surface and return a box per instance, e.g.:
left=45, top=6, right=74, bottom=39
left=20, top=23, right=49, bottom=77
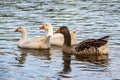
left=0, top=0, right=120, bottom=80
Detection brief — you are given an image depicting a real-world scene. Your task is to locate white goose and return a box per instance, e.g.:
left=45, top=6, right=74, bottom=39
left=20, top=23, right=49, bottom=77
left=14, top=26, right=51, bottom=49
left=40, top=23, right=77, bottom=46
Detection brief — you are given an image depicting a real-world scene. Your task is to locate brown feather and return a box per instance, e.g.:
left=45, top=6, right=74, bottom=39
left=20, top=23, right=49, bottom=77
left=74, top=36, right=109, bottom=52
left=56, top=26, right=110, bottom=55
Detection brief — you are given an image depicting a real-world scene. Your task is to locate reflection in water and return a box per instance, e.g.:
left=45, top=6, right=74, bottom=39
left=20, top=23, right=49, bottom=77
left=75, top=54, right=108, bottom=67
left=57, top=51, right=72, bottom=79
left=62, top=52, right=72, bottom=74
left=0, top=0, right=119, bottom=79
left=58, top=52, right=108, bottom=78
left=16, top=48, right=52, bottom=64
left=16, top=50, right=27, bottom=64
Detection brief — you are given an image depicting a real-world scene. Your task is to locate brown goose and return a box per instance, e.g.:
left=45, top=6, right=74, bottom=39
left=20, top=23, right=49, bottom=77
left=55, top=26, right=110, bottom=55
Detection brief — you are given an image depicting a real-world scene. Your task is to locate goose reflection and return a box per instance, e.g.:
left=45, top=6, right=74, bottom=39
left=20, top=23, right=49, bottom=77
left=62, top=52, right=72, bottom=74
left=57, top=51, right=72, bottom=79
left=74, top=54, right=108, bottom=67
left=16, top=48, right=52, bottom=64
left=60, top=52, right=108, bottom=75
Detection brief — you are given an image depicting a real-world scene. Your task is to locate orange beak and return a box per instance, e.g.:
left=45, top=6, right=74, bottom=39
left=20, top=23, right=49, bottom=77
left=14, top=28, right=18, bottom=32
left=40, top=25, right=45, bottom=29
left=55, top=28, right=60, bottom=33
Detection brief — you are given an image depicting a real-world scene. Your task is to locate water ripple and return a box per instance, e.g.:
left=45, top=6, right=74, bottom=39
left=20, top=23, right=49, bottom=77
left=0, top=0, right=120, bottom=80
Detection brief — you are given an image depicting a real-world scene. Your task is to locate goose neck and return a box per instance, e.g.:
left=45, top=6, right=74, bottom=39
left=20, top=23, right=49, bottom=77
left=47, top=26, right=53, bottom=36
left=21, top=29, right=27, bottom=40
left=63, top=32, right=71, bottom=46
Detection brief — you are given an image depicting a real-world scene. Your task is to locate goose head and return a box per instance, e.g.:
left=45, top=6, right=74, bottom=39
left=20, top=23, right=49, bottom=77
left=70, top=29, right=76, bottom=39
left=70, top=29, right=77, bottom=45
left=56, top=26, right=70, bottom=35
left=56, top=26, right=71, bottom=46
left=40, top=23, right=51, bottom=30
left=14, top=26, right=27, bottom=41
left=14, top=26, right=26, bottom=33
left=40, top=23, right=53, bottom=36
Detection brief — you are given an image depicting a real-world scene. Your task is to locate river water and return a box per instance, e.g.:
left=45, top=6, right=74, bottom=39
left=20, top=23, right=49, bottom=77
left=0, top=0, right=120, bottom=80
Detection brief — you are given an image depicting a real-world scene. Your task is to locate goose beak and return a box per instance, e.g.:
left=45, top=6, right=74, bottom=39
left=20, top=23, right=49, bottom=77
left=40, top=25, right=45, bottom=29
left=55, top=28, right=60, bottom=33
left=14, top=28, right=18, bottom=32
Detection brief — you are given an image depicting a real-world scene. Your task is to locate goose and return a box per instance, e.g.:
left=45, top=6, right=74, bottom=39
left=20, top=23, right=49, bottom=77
left=55, top=26, right=110, bottom=55
left=40, top=23, right=76, bottom=46
left=14, top=26, right=51, bottom=49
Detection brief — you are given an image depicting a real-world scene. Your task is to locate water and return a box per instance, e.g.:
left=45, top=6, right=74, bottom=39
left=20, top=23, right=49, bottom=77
left=0, top=0, right=120, bottom=80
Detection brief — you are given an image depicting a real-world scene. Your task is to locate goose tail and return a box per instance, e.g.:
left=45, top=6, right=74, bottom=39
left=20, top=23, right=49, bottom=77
left=98, top=35, right=110, bottom=41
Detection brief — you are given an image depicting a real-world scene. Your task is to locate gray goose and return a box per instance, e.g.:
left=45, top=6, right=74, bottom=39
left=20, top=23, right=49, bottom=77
left=55, top=26, right=110, bottom=55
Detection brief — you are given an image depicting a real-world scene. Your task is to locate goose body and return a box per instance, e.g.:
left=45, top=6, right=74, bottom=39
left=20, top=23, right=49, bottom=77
left=40, top=23, right=76, bottom=46
left=14, top=26, right=50, bottom=49
left=56, top=26, right=110, bottom=55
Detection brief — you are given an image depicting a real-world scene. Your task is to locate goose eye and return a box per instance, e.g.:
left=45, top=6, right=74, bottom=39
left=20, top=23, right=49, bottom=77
left=19, top=27, right=21, bottom=29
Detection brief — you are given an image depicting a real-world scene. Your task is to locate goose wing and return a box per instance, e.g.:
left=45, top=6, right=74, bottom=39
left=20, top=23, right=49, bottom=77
left=30, top=36, right=46, bottom=42
left=74, top=35, right=110, bottom=52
